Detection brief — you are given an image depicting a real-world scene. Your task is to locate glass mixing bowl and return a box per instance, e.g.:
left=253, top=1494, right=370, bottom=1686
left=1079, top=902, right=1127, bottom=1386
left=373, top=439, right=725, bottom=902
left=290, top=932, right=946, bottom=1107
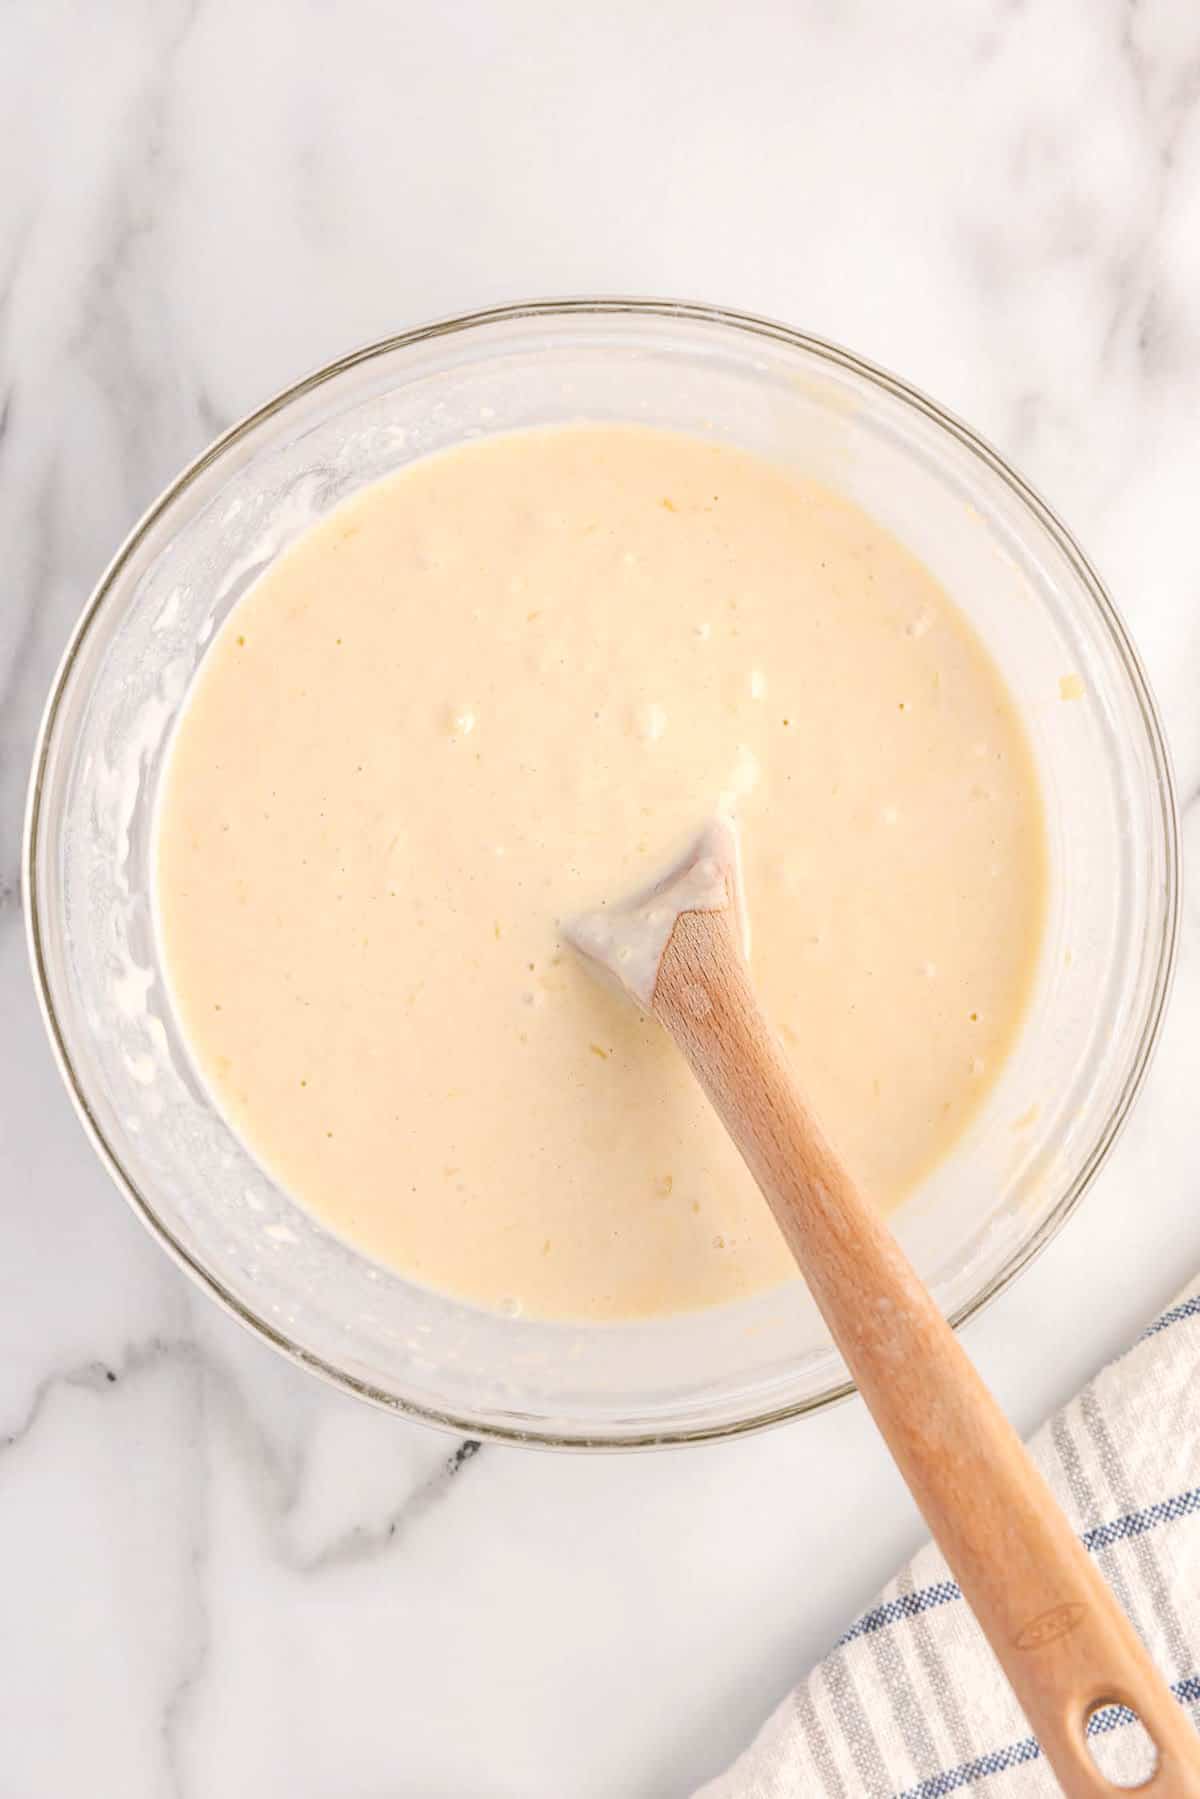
left=25, top=300, right=1178, bottom=1447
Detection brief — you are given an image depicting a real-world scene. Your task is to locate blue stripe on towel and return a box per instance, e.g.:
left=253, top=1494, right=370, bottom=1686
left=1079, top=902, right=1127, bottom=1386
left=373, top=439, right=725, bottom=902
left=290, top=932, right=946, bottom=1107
left=1086, top=1673, right=1200, bottom=1735
left=1138, top=1292, right=1200, bottom=1344
left=1083, top=1487, right=1200, bottom=1553
left=894, top=1733, right=1043, bottom=1798
left=839, top=1489, right=1200, bottom=1647
left=838, top=1582, right=961, bottom=1646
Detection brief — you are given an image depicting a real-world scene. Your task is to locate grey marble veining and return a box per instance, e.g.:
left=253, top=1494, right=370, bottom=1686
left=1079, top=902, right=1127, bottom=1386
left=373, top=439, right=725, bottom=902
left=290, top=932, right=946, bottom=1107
left=4, top=3, right=1200, bottom=1794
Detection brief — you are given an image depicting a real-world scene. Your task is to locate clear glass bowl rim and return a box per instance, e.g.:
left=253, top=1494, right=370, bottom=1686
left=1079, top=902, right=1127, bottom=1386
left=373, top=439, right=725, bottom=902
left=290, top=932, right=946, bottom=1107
left=24, top=296, right=1181, bottom=1448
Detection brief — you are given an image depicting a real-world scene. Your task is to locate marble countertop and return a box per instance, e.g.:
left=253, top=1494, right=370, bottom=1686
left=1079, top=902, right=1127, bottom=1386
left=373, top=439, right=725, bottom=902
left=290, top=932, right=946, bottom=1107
left=4, top=3, right=1200, bottom=1794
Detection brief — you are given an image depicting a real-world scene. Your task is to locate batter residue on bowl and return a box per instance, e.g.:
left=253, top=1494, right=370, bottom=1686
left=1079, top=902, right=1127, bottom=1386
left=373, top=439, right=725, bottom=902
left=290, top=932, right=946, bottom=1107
left=156, top=425, right=1046, bottom=1320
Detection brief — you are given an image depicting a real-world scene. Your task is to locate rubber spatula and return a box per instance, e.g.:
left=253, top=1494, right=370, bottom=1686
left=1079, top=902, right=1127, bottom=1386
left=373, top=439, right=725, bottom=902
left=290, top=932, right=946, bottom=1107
left=568, top=818, right=1200, bottom=1798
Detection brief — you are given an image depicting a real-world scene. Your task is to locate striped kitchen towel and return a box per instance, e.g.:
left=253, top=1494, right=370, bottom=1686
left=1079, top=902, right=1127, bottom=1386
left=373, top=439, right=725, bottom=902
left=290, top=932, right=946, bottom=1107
left=697, top=1275, right=1200, bottom=1797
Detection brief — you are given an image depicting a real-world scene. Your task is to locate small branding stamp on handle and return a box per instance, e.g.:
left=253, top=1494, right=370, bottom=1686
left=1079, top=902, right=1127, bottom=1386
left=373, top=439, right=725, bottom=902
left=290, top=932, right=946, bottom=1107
left=1014, top=1602, right=1087, bottom=1651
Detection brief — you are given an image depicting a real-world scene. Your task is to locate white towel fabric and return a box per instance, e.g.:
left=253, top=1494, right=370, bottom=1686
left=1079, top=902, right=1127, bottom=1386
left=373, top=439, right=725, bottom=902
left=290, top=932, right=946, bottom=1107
left=697, top=1276, right=1200, bottom=1797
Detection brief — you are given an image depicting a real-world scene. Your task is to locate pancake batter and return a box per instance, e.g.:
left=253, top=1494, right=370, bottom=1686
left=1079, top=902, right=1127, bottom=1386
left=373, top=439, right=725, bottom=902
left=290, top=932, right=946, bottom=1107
left=156, top=426, right=1046, bottom=1320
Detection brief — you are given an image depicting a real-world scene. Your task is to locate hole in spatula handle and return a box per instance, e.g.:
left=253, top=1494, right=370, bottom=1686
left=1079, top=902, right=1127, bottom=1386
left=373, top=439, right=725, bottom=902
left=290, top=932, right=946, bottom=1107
left=1084, top=1697, right=1161, bottom=1789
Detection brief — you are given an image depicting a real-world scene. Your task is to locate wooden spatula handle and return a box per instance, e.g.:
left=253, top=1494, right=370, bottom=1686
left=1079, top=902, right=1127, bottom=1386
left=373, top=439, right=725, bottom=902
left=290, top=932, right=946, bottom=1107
left=656, top=907, right=1200, bottom=1797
